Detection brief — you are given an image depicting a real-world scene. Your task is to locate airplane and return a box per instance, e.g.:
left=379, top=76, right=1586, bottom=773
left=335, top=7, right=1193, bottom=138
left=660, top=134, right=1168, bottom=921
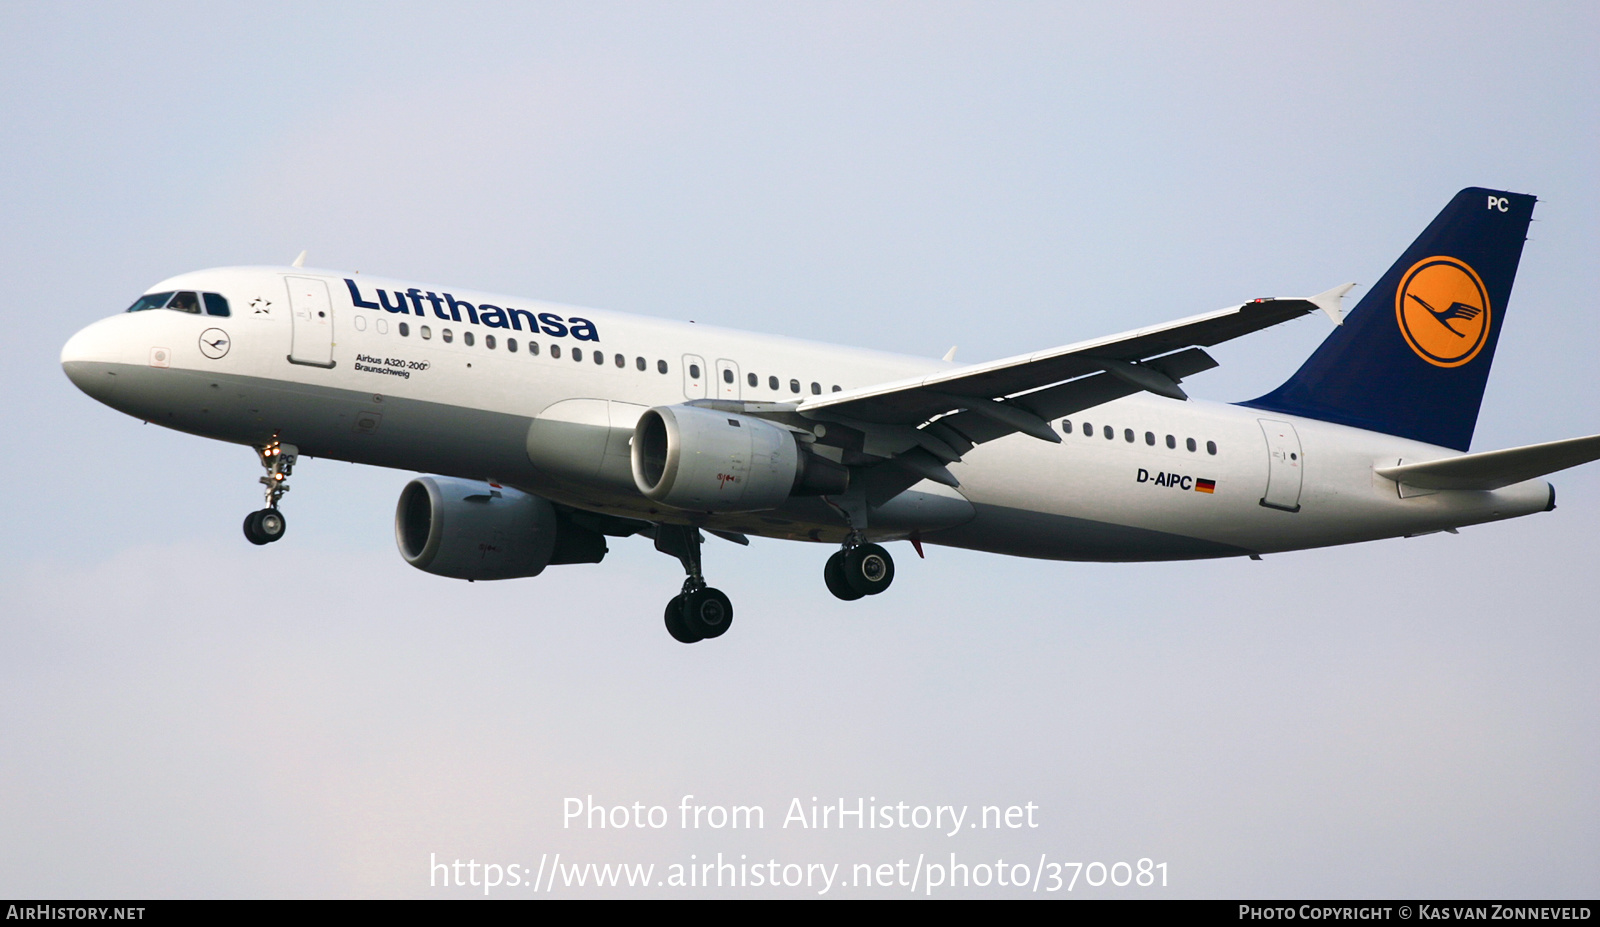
left=60, top=187, right=1600, bottom=644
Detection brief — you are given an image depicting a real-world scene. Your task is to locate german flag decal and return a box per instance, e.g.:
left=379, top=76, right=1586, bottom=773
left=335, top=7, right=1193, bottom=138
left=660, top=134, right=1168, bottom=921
left=1195, top=478, right=1216, bottom=494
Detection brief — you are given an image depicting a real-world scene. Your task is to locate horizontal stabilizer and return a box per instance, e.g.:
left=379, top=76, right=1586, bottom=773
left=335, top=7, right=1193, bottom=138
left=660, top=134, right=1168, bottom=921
left=1376, top=433, right=1600, bottom=491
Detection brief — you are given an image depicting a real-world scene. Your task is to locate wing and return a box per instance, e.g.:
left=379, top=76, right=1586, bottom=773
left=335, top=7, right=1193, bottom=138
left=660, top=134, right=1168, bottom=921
left=700, top=284, right=1350, bottom=506
left=791, top=285, right=1351, bottom=480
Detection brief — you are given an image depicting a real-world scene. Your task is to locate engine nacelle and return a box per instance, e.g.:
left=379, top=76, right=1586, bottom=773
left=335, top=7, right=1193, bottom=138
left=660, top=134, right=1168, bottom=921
left=631, top=405, right=847, bottom=512
left=395, top=476, right=605, bottom=580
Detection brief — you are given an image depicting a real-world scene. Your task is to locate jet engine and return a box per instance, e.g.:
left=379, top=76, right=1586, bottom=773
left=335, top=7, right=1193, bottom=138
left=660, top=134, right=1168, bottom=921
left=631, top=404, right=848, bottom=512
left=395, top=476, right=606, bottom=580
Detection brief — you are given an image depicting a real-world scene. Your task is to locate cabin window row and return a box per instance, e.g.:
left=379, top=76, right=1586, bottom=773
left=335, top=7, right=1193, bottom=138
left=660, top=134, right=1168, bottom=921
left=1061, top=419, right=1218, bottom=456
left=691, top=365, right=842, bottom=395
left=372, top=318, right=672, bottom=372
left=364, top=317, right=845, bottom=390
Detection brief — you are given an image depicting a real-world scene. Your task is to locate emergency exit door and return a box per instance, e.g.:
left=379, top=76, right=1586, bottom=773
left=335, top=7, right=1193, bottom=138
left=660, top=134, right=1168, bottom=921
left=285, top=275, right=335, bottom=368
left=1258, top=419, right=1304, bottom=512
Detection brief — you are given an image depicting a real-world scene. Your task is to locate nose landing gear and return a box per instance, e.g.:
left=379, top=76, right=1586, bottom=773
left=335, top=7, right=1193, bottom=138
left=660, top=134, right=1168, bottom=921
left=243, top=440, right=296, bottom=546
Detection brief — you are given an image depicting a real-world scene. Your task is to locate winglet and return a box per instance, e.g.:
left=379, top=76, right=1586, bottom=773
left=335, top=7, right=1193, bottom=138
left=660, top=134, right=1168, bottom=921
left=291, top=250, right=307, bottom=268
left=1307, top=283, right=1355, bottom=326
left=942, top=346, right=958, bottom=362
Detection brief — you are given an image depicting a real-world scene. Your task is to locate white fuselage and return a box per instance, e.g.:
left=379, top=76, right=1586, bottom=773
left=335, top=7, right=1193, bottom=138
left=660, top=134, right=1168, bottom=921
left=60, top=266, right=1554, bottom=561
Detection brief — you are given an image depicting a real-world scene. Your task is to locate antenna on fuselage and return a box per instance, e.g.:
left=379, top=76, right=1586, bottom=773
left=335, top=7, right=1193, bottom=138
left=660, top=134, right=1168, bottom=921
left=291, top=250, right=307, bottom=268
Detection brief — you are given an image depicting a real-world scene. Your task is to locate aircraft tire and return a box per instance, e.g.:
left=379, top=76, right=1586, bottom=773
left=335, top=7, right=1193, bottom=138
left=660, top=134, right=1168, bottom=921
left=256, top=508, right=287, bottom=543
left=824, top=551, right=866, bottom=601
left=243, top=511, right=269, bottom=546
left=664, top=594, right=702, bottom=644
left=683, top=587, right=733, bottom=639
left=843, top=544, right=894, bottom=596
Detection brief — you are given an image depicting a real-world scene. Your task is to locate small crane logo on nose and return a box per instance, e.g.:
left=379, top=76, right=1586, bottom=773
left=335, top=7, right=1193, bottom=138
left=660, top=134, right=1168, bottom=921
left=199, top=328, right=231, bottom=359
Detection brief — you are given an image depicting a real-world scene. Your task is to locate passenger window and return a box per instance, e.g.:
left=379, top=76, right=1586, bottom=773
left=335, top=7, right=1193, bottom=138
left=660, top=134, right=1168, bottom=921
left=1103, top=425, right=1113, bottom=440
left=1124, top=428, right=1134, bottom=443
left=126, top=292, right=175, bottom=313
left=441, top=328, right=451, bottom=343
left=811, top=382, right=821, bottom=395
left=400, top=322, right=411, bottom=337
left=421, top=325, right=432, bottom=339
left=168, top=291, right=201, bottom=313
left=832, top=385, right=841, bottom=392
left=1145, top=431, right=1155, bottom=446
left=485, top=334, right=495, bottom=349
left=1165, top=434, right=1175, bottom=449
left=550, top=344, right=560, bottom=358
left=637, top=357, right=646, bottom=371
left=1082, top=421, right=1092, bottom=437
left=790, top=379, right=800, bottom=394
left=769, top=376, right=779, bottom=390
left=1206, top=440, right=1217, bottom=455
left=657, top=359, right=668, bottom=374
left=615, top=354, right=625, bottom=368
left=1061, top=420, right=1073, bottom=434
left=689, top=363, right=700, bottom=379
left=593, top=351, right=602, bottom=365
left=574, top=348, right=584, bottom=362
left=203, top=293, right=230, bottom=317
left=508, top=338, right=518, bottom=353
left=747, top=372, right=757, bottom=387
left=723, top=369, right=734, bottom=383
left=464, top=332, right=475, bottom=347
left=1186, top=437, right=1197, bottom=452
left=529, top=342, right=540, bottom=356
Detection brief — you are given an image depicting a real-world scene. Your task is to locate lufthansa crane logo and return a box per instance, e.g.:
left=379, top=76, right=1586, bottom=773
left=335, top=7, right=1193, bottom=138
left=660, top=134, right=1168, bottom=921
left=198, top=328, right=231, bottom=359
left=1395, top=256, right=1490, bottom=368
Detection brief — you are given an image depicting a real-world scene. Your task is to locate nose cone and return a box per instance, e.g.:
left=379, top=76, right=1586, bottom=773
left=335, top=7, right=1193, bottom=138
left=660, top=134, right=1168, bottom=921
left=61, top=317, right=126, bottom=402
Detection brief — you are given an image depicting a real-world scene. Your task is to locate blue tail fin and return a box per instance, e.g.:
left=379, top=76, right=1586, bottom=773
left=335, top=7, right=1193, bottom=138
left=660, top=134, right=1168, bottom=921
left=1244, top=187, right=1535, bottom=451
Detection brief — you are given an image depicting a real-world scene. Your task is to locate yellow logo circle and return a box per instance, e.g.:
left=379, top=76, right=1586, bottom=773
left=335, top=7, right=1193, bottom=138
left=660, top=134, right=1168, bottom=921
left=1395, top=256, right=1491, bottom=368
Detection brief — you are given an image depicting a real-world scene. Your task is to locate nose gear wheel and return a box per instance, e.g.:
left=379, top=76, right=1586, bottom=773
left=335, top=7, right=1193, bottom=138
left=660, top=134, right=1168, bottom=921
left=242, top=440, right=296, bottom=545
left=243, top=508, right=287, bottom=545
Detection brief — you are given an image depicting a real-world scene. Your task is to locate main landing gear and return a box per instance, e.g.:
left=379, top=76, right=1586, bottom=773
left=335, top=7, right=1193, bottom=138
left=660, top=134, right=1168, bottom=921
left=655, top=525, right=733, bottom=644
left=824, top=537, right=896, bottom=600
left=243, top=440, right=296, bottom=546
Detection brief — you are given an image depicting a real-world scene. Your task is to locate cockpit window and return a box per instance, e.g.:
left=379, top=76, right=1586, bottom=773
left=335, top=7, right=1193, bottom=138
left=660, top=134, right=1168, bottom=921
left=125, top=290, right=231, bottom=316
left=126, top=292, right=175, bottom=313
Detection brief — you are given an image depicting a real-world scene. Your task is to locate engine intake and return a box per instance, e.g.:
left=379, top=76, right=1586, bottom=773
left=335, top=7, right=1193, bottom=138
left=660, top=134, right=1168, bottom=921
left=631, top=405, right=847, bottom=512
left=396, top=476, right=605, bottom=580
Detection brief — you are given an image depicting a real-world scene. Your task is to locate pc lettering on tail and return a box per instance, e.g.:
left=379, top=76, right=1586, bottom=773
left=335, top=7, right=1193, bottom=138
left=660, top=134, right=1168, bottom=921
left=62, top=187, right=1600, bottom=643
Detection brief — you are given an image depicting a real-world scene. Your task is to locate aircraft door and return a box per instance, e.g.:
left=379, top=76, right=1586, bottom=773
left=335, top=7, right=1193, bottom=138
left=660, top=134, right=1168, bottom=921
left=715, top=358, right=741, bottom=400
left=285, top=276, right=335, bottom=368
left=1258, top=419, right=1303, bottom=512
left=682, top=354, right=707, bottom=399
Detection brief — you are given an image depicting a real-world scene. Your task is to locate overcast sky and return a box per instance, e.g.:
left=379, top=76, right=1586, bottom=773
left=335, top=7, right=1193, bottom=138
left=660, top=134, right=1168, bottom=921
left=2, top=2, right=1596, bottom=898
